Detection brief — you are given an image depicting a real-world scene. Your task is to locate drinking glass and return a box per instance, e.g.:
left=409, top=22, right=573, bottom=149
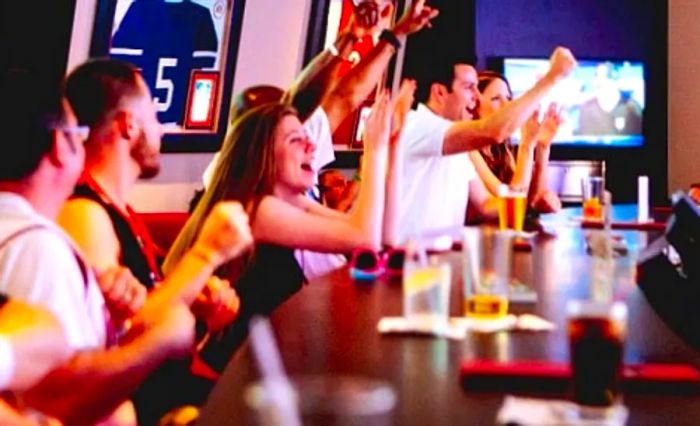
left=567, top=300, right=628, bottom=416
left=402, top=243, right=451, bottom=329
left=582, top=176, right=605, bottom=221
left=462, top=227, right=512, bottom=319
left=498, top=184, right=527, bottom=232
left=244, top=375, right=396, bottom=426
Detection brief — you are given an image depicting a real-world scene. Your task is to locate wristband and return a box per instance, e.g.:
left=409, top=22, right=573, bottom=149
left=379, top=29, right=401, bottom=51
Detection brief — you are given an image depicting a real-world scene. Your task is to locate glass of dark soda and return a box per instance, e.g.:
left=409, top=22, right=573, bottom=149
left=567, top=300, right=628, bottom=414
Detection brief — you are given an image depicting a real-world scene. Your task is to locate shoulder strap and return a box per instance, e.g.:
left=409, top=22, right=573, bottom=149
left=0, top=224, right=46, bottom=252
left=0, top=223, right=90, bottom=292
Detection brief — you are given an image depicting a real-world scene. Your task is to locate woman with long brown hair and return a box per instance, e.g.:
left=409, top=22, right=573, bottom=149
left=163, top=83, right=414, bottom=372
left=470, top=71, right=563, bottom=212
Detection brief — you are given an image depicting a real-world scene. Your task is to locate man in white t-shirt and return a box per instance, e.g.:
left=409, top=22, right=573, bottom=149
left=397, top=47, right=577, bottom=243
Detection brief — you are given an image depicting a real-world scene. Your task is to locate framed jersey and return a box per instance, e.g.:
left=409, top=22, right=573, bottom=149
left=90, top=0, right=246, bottom=152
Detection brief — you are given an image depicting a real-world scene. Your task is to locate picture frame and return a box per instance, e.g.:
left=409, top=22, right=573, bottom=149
left=90, top=0, right=246, bottom=152
left=184, top=70, right=220, bottom=130
left=304, top=0, right=407, bottom=150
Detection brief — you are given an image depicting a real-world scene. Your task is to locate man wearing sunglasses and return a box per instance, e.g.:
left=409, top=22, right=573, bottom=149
left=395, top=48, right=577, bottom=243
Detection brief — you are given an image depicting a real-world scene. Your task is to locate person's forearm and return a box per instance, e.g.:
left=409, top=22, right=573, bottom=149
left=22, top=334, right=170, bottom=426
left=285, top=33, right=357, bottom=121
left=323, top=40, right=396, bottom=131
left=482, top=75, right=559, bottom=143
left=382, top=143, right=403, bottom=247
left=530, top=145, right=552, bottom=197
left=143, top=251, right=217, bottom=314
left=349, top=149, right=388, bottom=250
left=511, top=141, right=537, bottom=192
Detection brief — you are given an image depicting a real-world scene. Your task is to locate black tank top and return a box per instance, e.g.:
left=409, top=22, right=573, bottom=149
left=198, top=243, right=305, bottom=372
left=72, top=182, right=159, bottom=289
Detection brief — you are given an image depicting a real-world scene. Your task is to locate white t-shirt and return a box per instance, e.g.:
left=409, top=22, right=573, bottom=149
left=202, top=107, right=336, bottom=188
left=397, top=104, right=477, bottom=244
left=0, top=193, right=107, bottom=351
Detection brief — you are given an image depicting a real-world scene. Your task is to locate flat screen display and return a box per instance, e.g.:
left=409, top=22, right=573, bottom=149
left=503, top=58, right=645, bottom=147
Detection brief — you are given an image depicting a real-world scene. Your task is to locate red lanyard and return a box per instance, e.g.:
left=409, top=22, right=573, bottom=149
left=80, top=174, right=163, bottom=283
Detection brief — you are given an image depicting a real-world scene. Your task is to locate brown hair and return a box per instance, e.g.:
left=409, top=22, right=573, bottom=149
left=163, top=102, right=297, bottom=278
left=476, top=71, right=516, bottom=184
left=65, top=58, right=142, bottom=128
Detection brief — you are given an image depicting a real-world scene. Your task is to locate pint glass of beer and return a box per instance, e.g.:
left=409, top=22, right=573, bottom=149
left=567, top=300, right=627, bottom=411
left=497, top=184, right=527, bottom=232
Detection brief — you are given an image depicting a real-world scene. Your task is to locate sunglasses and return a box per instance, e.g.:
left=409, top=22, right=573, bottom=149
left=54, top=125, right=90, bottom=143
left=349, top=247, right=405, bottom=280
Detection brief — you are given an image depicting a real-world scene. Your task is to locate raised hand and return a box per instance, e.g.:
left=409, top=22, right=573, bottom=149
left=96, top=266, right=147, bottom=324
left=520, top=108, right=541, bottom=147
left=393, top=0, right=440, bottom=37
left=536, top=103, right=564, bottom=147
left=546, top=46, right=577, bottom=82
left=349, top=1, right=394, bottom=38
left=191, top=201, right=253, bottom=267
left=362, top=89, right=393, bottom=153
left=191, top=276, right=241, bottom=333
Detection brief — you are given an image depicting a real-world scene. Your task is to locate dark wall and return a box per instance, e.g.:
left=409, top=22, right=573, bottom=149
left=475, top=0, right=650, bottom=68
left=402, top=0, right=668, bottom=204
left=1, top=0, right=76, bottom=89
left=403, top=0, right=476, bottom=103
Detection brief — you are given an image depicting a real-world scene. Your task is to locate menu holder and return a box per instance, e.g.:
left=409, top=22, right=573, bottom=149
left=460, top=360, right=700, bottom=395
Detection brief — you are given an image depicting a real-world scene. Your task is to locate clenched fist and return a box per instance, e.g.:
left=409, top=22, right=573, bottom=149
left=191, top=201, right=253, bottom=267
left=546, top=47, right=577, bottom=82
left=191, top=276, right=240, bottom=333
left=96, top=266, right=148, bottom=324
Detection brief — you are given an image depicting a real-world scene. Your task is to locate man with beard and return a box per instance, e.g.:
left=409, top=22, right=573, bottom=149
left=61, top=59, right=168, bottom=293
left=60, top=59, right=249, bottom=425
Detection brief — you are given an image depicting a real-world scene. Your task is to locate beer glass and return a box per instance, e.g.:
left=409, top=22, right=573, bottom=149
left=498, top=184, right=527, bottom=232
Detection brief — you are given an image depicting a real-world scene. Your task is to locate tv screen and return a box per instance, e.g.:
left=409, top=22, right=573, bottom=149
left=502, top=58, right=645, bottom=147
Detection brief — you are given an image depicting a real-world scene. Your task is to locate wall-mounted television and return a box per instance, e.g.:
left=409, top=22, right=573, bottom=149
left=499, top=58, right=645, bottom=148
